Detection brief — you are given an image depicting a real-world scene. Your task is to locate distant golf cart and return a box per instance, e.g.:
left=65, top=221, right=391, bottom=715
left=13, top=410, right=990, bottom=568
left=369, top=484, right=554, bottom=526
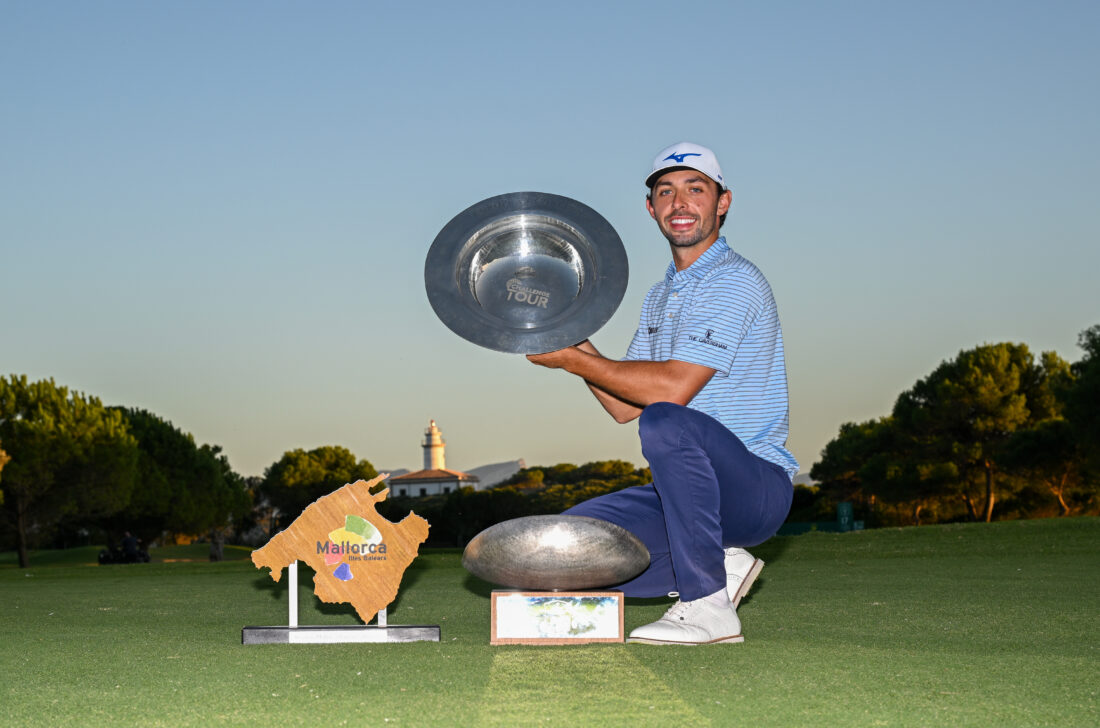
left=98, top=532, right=150, bottom=564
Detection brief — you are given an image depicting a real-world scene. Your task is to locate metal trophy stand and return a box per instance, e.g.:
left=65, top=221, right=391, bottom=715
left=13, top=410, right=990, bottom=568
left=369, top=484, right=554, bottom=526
left=242, top=562, right=440, bottom=644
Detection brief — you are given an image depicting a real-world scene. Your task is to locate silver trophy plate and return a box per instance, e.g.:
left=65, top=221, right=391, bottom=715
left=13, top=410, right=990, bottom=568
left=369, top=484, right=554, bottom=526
left=425, top=192, right=628, bottom=354
left=462, top=515, right=650, bottom=590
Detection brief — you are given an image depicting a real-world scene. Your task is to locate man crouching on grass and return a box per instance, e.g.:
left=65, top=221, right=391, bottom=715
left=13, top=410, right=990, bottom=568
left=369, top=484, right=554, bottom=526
left=527, top=142, right=797, bottom=645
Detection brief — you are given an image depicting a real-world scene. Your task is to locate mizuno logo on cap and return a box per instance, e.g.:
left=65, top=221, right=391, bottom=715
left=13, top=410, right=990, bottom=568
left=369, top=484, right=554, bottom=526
left=664, top=152, right=702, bottom=164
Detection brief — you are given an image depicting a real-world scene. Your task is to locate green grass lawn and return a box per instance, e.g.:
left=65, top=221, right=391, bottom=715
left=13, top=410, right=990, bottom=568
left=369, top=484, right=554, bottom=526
left=2, top=518, right=1097, bottom=727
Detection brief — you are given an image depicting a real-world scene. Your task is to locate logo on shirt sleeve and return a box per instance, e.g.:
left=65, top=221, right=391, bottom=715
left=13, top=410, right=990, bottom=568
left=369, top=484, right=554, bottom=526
left=688, top=329, right=728, bottom=350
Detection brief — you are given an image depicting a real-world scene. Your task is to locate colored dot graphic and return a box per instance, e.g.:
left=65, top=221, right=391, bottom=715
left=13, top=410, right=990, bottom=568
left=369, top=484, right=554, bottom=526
left=325, top=514, right=382, bottom=581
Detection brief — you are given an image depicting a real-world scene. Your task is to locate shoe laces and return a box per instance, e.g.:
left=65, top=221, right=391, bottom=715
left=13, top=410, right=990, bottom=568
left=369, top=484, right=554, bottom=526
left=662, top=600, right=694, bottom=621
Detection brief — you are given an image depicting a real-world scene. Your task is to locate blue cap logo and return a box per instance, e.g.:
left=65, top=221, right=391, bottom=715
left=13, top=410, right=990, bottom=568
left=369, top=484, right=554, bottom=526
left=663, top=152, right=702, bottom=164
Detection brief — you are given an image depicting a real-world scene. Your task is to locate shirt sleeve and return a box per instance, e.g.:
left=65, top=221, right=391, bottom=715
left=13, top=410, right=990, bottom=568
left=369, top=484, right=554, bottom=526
left=623, top=286, right=655, bottom=361
left=669, top=269, right=763, bottom=375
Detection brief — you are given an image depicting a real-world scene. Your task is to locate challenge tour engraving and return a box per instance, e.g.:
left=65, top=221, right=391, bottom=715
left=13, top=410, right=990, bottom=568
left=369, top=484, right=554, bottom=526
left=506, top=278, right=551, bottom=308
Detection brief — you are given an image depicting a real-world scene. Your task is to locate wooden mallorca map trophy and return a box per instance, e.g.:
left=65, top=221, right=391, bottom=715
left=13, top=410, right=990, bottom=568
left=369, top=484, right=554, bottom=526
left=243, top=474, right=439, bottom=644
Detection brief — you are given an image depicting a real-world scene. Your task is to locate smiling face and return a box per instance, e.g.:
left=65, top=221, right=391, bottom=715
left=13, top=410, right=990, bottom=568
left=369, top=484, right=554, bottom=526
left=646, top=169, right=732, bottom=250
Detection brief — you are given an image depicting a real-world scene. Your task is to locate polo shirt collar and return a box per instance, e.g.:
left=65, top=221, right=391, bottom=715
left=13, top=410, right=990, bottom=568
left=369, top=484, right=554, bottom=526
left=664, top=236, right=731, bottom=282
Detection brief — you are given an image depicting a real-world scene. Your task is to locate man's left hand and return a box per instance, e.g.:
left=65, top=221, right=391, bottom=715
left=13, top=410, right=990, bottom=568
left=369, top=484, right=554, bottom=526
left=526, top=347, right=579, bottom=369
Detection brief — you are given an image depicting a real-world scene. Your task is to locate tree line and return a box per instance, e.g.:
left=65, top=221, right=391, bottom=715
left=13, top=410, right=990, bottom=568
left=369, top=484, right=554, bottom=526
left=810, top=326, right=1099, bottom=526
left=0, top=375, right=652, bottom=559
left=0, top=375, right=250, bottom=568
left=3, top=325, right=1095, bottom=563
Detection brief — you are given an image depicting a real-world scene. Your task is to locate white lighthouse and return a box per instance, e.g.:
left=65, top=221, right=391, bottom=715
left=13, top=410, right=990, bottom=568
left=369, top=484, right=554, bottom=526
left=389, top=420, right=480, bottom=497
left=423, top=419, right=446, bottom=470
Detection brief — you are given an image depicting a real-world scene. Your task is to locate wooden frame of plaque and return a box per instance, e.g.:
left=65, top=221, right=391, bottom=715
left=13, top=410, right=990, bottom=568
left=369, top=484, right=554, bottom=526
left=490, top=590, right=624, bottom=645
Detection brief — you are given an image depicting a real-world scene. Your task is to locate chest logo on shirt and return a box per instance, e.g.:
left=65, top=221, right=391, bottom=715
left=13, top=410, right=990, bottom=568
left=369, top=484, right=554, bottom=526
left=648, top=326, right=659, bottom=335
left=688, top=329, right=729, bottom=350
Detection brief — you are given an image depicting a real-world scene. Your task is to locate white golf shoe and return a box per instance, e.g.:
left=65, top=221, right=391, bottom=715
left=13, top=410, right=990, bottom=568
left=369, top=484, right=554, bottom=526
left=627, top=595, right=744, bottom=646
left=725, top=547, right=764, bottom=607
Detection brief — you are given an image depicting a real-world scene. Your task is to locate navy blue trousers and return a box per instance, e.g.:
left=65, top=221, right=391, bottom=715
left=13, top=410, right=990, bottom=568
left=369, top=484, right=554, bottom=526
left=564, top=402, right=793, bottom=601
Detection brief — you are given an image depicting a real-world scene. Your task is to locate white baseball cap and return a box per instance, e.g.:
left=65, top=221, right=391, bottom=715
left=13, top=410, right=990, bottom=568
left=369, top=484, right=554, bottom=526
left=645, top=141, right=727, bottom=190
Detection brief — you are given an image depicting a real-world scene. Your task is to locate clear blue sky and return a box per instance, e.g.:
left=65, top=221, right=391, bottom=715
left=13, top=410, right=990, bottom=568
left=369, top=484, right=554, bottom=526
left=3, top=1, right=1098, bottom=478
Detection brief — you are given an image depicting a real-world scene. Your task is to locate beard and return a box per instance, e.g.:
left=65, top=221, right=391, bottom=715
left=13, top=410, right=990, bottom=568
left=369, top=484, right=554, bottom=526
left=658, top=214, right=718, bottom=248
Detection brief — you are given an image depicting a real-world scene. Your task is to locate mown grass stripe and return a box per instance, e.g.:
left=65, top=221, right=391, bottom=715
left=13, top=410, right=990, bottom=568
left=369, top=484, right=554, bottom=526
left=478, top=645, right=710, bottom=726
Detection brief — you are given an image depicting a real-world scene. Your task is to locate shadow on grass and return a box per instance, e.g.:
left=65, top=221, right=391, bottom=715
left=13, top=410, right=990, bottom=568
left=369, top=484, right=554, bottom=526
left=743, top=535, right=794, bottom=605
left=751, top=535, right=794, bottom=564
left=462, top=573, right=495, bottom=598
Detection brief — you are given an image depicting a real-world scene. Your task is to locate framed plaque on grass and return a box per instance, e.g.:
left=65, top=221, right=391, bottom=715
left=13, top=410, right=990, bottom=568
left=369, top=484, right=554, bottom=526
left=490, top=590, right=624, bottom=645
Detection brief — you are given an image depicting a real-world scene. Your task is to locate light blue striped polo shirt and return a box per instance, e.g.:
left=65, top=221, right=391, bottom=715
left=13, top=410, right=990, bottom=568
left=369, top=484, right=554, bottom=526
left=624, top=237, right=798, bottom=479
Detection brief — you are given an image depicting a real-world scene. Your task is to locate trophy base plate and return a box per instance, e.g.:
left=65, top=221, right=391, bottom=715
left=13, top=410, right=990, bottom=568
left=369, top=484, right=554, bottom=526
left=242, top=625, right=440, bottom=644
